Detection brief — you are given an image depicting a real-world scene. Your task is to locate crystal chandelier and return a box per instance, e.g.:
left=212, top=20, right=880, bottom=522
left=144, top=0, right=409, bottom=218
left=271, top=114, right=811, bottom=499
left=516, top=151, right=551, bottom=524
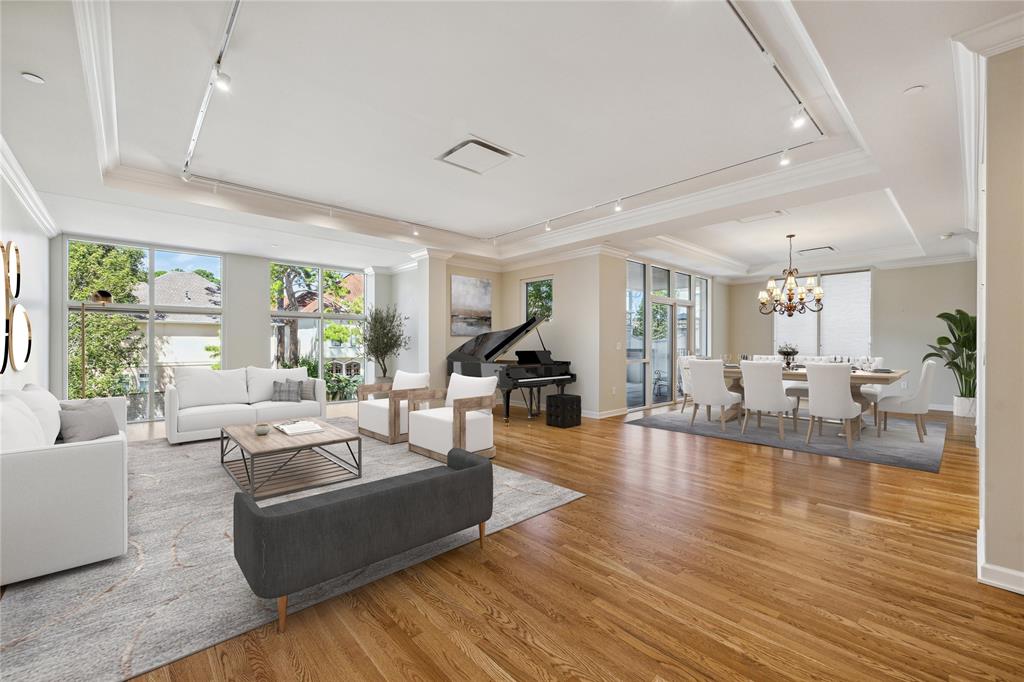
left=757, top=234, right=824, bottom=317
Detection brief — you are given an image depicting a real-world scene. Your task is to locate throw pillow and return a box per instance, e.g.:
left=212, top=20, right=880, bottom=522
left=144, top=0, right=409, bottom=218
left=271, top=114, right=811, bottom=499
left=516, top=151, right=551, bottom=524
left=10, top=387, right=61, bottom=444
left=58, top=400, right=119, bottom=443
left=287, top=378, right=315, bottom=401
left=271, top=380, right=301, bottom=402
left=0, top=394, right=46, bottom=452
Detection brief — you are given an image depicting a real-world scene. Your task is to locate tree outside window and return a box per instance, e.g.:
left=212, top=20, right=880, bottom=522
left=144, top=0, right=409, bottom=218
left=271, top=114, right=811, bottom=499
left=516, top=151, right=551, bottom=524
left=525, top=278, right=553, bottom=321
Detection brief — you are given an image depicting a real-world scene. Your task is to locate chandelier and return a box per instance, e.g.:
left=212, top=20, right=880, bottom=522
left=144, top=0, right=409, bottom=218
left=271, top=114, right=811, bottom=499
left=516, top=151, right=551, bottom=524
left=757, top=234, right=824, bottom=317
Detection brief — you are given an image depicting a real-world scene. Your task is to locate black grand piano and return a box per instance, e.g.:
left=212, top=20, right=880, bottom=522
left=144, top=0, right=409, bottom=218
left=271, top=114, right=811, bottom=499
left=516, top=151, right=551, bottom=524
left=447, top=317, right=576, bottom=423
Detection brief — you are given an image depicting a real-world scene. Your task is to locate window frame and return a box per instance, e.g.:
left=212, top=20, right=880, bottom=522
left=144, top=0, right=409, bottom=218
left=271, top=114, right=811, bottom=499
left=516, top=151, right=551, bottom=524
left=269, top=259, right=367, bottom=403
left=62, top=234, right=224, bottom=422
left=522, top=275, right=555, bottom=323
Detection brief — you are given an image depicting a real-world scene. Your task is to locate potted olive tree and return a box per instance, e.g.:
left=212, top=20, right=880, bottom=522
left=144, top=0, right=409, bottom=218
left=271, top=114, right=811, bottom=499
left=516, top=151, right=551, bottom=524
left=923, top=308, right=976, bottom=417
left=363, top=304, right=411, bottom=380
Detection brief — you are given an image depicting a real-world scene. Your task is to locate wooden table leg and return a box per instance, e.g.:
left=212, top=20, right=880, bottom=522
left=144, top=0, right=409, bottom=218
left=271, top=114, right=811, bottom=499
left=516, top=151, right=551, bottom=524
left=277, top=596, right=287, bottom=633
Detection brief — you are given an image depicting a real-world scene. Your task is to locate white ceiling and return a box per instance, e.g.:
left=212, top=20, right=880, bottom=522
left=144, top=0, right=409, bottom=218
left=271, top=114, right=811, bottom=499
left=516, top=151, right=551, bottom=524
left=111, top=1, right=818, bottom=237
left=2, top=0, right=1016, bottom=273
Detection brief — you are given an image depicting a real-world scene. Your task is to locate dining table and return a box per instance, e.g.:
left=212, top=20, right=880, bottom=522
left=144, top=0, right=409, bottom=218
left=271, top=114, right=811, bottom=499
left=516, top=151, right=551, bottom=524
left=719, top=365, right=910, bottom=421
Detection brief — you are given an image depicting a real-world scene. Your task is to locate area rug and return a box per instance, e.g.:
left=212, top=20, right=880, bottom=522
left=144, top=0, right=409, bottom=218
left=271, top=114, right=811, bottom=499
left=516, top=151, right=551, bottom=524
left=0, top=417, right=583, bottom=681
left=627, top=408, right=944, bottom=472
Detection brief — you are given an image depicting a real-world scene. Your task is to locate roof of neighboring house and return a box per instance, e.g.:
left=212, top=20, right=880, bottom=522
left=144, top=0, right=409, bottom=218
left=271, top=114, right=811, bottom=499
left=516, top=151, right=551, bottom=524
left=133, top=272, right=222, bottom=322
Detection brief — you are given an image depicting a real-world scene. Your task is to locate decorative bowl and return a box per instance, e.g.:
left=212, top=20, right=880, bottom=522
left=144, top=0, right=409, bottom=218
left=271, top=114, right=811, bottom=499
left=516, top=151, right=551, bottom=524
left=255, top=423, right=271, bottom=436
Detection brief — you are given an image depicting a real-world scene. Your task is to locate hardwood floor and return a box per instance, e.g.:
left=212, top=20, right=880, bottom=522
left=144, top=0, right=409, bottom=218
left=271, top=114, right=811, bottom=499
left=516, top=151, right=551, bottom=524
left=138, top=406, right=1023, bottom=681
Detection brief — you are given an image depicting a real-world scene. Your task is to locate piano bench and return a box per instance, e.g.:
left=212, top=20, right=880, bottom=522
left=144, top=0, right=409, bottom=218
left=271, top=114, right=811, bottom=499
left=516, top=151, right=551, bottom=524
left=546, top=394, right=581, bottom=428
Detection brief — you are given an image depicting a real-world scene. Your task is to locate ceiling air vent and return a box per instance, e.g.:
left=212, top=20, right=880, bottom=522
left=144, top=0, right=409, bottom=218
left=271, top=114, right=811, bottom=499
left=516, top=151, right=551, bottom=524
left=737, top=209, right=789, bottom=223
left=797, top=245, right=836, bottom=256
left=438, top=138, right=515, bottom=175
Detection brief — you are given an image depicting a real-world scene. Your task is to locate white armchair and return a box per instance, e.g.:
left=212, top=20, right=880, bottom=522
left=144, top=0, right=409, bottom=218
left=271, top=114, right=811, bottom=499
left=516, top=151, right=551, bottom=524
left=805, top=363, right=863, bottom=449
left=688, top=359, right=742, bottom=431
left=1, top=395, right=128, bottom=585
left=357, top=370, right=430, bottom=444
left=407, top=374, right=498, bottom=463
left=877, top=361, right=937, bottom=441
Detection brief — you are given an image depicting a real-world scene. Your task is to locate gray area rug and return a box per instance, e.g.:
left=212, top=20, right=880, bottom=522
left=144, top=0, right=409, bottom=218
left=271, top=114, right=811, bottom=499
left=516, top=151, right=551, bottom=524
left=628, top=408, right=944, bottom=472
left=0, top=417, right=583, bottom=681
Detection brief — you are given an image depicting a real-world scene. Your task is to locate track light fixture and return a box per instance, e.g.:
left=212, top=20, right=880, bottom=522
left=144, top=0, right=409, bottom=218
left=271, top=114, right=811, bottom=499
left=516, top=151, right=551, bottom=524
left=213, top=67, right=232, bottom=92
left=614, top=199, right=623, bottom=212
left=790, top=106, right=807, bottom=129
left=779, top=149, right=791, bottom=167
left=544, top=220, right=551, bottom=232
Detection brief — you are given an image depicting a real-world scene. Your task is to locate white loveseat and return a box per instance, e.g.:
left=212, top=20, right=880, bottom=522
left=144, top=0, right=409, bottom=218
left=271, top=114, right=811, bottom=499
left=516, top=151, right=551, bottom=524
left=165, top=366, right=326, bottom=444
left=1, top=391, right=128, bottom=585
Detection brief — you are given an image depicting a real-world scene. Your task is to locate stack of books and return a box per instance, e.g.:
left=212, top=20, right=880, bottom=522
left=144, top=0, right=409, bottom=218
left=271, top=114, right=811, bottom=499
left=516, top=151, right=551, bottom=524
left=275, top=420, right=324, bottom=436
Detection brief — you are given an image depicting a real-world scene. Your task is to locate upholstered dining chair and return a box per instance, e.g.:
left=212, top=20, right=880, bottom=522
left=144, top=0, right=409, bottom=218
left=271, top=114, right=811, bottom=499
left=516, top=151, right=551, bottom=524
left=805, top=363, right=864, bottom=449
left=676, top=354, right=696, bottom=409
left=357, top=369, right=430, bottom=444
left=740, top=361, right=799, bottom=440
left=857, top=357, right=904, bottom=424
left=407, top=373, right=498, bottom=462
left=876, top=360, right=937, bottom=442
left=688, top=359, right=742, bottom=431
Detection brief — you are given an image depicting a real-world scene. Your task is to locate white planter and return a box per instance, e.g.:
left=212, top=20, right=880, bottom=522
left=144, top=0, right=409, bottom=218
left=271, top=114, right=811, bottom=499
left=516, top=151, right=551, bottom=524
left=953, top=396, right=977, bottom=418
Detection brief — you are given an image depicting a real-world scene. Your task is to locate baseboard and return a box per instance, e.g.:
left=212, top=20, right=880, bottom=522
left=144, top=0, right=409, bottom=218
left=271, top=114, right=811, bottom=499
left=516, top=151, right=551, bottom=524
left=582, top=408, right=628, bottom=419
left=928, top=403, right=954, bottom=412
left=978, top=562, right=1024, bottom=595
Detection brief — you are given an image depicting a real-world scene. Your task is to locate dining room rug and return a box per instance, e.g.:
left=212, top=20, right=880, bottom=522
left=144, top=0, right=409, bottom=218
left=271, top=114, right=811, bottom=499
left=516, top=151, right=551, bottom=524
left=0, top=417, right=584, bottom=681
left=627, top=408, right=945, bottom=472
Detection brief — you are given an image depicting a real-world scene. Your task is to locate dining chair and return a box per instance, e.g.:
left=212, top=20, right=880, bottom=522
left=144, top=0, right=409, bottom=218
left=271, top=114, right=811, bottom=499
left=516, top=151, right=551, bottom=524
left=857, top=357, right=902, bottom=424
left=739, top=361, right=799, bottom=440
left=676, top=355, right=695, bottom=409
left=688, top=359, right=742, bottom=431
left=876, top=360, right=937, bottom=441
left=805, top=363, right=863, bottom=449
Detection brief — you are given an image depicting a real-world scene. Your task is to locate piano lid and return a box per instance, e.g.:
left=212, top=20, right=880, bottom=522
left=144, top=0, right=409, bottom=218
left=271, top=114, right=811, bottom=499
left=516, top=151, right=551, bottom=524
left=448, top=316, right=543, bottom=363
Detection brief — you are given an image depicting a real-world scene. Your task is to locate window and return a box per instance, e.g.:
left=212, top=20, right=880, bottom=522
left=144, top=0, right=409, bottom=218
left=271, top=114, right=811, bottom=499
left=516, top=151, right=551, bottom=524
left=674, top=272, right=690, bottom=300
left=65, top=240, right=222, bottom=422
left=269, top=262, right=366, bottom=402
left=772, top=270, right=871, bottom=358
left=625, top=261, right=646, bottom=408
left=525, top=278, right=553, bottom=321
left=651, top=267, right=670, bottom=297
left=693, top=276, right=708, bottom=357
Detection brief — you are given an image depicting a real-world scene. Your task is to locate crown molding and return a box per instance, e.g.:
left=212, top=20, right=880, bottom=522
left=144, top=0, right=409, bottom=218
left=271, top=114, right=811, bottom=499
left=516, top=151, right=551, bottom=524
left=0, top=136, right=60, bottom=237
left=73, top=0, right=120, bottom=173
left=954, top=11, right=1024, bottom=58
left=498, top=243, right=632, bottom=273
left=651, top=236, right=748, bottom=271
left=386, top=260, right=419, bottom=274
left=496, top=149, right=879, bottom=261
left=447, top=255, right=503, bottom=273
left=724, top=252, right=977, bottom=284
left=952, top=42, right=984, bottom=234
left=409, top=248, right=453, bottom=262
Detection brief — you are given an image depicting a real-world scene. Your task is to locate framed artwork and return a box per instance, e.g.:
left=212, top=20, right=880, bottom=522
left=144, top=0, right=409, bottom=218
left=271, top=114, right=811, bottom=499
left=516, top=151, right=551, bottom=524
left=450, top=274, right=492, bottom=336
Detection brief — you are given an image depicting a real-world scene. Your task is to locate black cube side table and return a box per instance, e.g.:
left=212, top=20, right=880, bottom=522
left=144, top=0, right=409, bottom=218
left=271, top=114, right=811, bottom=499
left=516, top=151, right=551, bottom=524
left=546, top=394, right=581, bottom=428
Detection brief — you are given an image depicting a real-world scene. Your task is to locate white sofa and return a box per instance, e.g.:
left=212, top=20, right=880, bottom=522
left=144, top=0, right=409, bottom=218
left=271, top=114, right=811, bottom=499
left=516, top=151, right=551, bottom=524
left=1, top=391, right=128, bottom=585
left=165, top=366, right=326, bottom=444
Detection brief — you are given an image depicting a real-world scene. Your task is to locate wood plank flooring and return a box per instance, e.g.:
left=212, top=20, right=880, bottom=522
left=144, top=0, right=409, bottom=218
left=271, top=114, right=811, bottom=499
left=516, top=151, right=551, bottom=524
left=138, top=406, right=1024, bottom=681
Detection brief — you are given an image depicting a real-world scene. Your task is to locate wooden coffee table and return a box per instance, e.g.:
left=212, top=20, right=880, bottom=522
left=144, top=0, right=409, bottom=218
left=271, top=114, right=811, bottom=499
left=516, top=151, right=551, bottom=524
left=220, top=418, right=362, bottom=500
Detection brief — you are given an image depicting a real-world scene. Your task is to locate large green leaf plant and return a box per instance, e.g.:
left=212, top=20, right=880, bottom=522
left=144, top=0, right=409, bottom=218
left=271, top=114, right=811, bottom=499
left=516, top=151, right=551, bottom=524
left=922, top=308, right=976, bottom=398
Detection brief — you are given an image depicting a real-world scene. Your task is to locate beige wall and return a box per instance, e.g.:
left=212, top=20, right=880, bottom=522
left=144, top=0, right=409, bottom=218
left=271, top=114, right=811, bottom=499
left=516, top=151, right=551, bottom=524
left=873, top=262, right=977, bottom=408
left=390, top=267, right=421, bottom=375
left=723, top=261, right=978, bottom=406
left=711, top=279, right=730, bottom=358
left=982, top=46, right=1024, bottom=577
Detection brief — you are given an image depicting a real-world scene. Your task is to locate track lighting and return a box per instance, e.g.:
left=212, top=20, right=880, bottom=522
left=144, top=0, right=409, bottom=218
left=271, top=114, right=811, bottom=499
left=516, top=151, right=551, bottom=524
left=614, top=199, right=623, bottom=212
left=790, top=106, right=807, bottom=129
left=544, top=220, right=551, bottom=232
left=413, top=228, right=420, bottom=236
left=779, top=149, right=791, bottom=167
left=213, top=67, right=231, bottom=92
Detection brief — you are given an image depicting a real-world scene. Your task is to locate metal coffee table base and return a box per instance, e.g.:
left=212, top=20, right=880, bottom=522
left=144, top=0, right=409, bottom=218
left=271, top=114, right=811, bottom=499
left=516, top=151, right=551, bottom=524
left=220, top=431, right=362, bottom=500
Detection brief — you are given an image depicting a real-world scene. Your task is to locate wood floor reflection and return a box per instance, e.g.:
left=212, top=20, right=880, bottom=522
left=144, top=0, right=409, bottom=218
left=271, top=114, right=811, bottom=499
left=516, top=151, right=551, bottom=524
left=139, top=406, right=1024, bottom=681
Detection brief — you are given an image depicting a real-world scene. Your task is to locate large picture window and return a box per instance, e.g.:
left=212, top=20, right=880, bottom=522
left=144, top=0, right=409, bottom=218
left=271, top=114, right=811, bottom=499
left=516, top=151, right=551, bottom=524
left=773, top=270, right=871, bottom=358
left=65, top=239, right=222, bottom=422
left=269, top=263, right=365, bottom=402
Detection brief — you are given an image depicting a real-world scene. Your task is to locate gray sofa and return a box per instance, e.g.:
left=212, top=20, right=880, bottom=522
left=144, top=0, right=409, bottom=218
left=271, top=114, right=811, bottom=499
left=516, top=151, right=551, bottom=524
left=233, top=448, right=493, bottom=632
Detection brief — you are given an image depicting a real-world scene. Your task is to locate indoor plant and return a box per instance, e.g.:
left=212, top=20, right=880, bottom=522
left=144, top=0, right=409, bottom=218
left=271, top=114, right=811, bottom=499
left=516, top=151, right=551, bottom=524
left=363, top=304, right=411, bottom=379
left=923, top=308, right=976, bottom=417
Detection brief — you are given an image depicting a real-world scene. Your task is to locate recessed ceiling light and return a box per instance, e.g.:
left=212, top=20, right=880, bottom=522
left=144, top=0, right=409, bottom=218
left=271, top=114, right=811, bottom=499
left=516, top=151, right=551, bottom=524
left=779, top=149, right=791, bottom=167
left=903, top=84, right=926, bottom=96
left=271, top=243, right=280, bottom=248
left=413, top=229, right=420, bottom=236
left=940, top=232, right=955, bottom=240
left=614, top=199, right=623, bottom=212
left=20, top=72, right=45, bottom=84
left=213, top=68, right=231, bottom=92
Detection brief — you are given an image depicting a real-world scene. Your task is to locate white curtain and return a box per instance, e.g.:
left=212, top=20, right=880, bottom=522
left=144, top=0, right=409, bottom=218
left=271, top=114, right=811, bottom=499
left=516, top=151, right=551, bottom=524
left=820, top=271, right=871, bottom=358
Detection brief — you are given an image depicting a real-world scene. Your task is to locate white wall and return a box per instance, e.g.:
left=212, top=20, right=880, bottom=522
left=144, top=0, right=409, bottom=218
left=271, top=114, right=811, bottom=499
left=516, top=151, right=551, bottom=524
left=0, top=182, right=50, bottom=390
left=221, top=253, right=271, bottom=369
left=390, top=267, right=421, bottom=375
